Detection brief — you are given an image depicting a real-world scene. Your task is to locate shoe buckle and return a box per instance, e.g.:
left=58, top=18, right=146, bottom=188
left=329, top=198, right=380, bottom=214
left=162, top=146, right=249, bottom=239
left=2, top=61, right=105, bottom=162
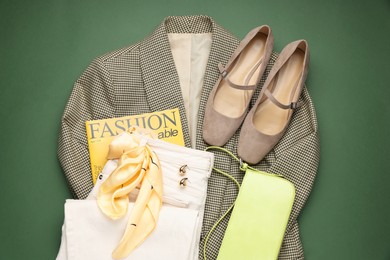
left=221, top=70, right=228, bottom=78
left=290, top=102, right=298, bottom=109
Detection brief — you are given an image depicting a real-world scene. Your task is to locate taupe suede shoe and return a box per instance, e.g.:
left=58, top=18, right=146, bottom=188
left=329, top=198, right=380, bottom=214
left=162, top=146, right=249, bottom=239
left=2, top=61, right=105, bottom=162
left=238, top=40, right=310, bottom=164
left=203, top=25, right=274, bottom=146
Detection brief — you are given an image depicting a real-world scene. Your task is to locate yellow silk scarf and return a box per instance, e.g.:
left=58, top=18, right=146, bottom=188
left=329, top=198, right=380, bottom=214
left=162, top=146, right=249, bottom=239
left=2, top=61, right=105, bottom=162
left=97, top=130, right=163, bottom=259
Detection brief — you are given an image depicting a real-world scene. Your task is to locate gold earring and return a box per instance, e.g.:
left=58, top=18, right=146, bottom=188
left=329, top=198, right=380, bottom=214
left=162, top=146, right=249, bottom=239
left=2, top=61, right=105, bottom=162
left=179, top=177, right=189, bottom=187
left=179, top=165, right=189, bottom=176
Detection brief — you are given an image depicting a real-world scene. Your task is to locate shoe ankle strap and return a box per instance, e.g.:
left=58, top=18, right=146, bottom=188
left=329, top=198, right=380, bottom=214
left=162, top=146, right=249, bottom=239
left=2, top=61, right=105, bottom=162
left=218, top=63, right=259, bottom=91
left=263, top=69, right=304, bottom=110
left=264, top=88, right=303, bottom=109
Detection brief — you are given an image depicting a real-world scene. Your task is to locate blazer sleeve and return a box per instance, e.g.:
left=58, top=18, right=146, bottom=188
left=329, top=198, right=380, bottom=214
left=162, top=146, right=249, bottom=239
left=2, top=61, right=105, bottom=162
left=58, top=58, right=115, bottom=199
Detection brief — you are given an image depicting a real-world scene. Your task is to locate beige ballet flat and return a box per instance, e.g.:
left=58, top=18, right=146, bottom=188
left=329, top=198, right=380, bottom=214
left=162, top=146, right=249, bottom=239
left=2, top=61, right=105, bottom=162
left=203, top=25, right=274, bottom=146
left=238, top=40, right=310, bottom=164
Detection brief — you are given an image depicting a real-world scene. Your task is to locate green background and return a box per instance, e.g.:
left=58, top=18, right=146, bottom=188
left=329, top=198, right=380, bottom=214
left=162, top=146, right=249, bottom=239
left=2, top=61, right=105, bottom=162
left=1, top=0, right=389, bottom=259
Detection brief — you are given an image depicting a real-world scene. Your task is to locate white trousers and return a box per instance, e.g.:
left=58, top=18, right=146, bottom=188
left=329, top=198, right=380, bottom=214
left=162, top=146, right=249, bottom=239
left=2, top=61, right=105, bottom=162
left=56, top=137, right=214, bottom=260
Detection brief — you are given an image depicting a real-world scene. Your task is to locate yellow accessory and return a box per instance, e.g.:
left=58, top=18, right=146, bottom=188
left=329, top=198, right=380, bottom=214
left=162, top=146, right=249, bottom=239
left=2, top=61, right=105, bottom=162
left=97, top=129, right=163, bottom=259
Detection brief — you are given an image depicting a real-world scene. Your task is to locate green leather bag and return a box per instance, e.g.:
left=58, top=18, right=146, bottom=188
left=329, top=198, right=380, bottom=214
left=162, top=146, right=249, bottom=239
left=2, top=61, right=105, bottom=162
left=204, top=147, right=295, bottom=260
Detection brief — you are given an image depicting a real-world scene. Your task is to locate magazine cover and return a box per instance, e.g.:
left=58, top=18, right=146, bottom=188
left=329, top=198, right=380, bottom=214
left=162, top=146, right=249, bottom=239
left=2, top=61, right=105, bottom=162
left=85, top=108, right=185, bottom=183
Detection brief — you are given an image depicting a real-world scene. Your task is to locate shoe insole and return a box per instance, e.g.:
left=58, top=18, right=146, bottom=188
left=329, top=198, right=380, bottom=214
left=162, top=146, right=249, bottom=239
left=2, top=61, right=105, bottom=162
left=253, top=49, right=304, bottom=135
left=214, top=33, right=267, bottom=118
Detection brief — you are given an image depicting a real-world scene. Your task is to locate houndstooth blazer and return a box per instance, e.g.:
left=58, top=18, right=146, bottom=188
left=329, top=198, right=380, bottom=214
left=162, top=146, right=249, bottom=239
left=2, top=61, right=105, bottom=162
left=58, top=15, right=320, bottom=260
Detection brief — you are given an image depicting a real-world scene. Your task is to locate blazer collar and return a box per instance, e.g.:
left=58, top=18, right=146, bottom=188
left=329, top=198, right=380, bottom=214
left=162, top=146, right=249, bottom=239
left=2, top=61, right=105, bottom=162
left=140, top=15, right=239, bottom=148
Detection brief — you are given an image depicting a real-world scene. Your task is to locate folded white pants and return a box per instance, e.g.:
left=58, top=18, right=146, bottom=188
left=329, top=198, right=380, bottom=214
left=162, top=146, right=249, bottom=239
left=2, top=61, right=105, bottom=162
left=56, top=137, right=214, bottom=260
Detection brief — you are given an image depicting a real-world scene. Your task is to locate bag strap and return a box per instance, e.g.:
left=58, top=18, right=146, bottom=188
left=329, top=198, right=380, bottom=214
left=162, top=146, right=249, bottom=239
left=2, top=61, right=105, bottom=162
left=202, top=146, right=260, bottom=260
left=205, top=145, right=258, bottom=173
left=202, top=146, right=240, bottom=260
left=206, top=146, right=283, bottom=177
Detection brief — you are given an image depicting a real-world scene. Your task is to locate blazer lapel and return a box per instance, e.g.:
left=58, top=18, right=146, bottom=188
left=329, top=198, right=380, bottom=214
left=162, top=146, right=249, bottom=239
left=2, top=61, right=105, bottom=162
left=140, top=20, right=191, bottom=147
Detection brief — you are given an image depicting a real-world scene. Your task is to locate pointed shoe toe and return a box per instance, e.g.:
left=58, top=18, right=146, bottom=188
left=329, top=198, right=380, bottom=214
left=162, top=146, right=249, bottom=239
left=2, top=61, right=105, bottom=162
left=202, top=25, right=274, bottom=146
left=238, top=40, right=310, bottom=164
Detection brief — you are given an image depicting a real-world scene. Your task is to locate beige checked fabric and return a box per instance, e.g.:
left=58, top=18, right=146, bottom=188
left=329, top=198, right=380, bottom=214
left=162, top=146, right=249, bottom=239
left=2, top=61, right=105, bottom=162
left=58, top=15, right=319, bottom=260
